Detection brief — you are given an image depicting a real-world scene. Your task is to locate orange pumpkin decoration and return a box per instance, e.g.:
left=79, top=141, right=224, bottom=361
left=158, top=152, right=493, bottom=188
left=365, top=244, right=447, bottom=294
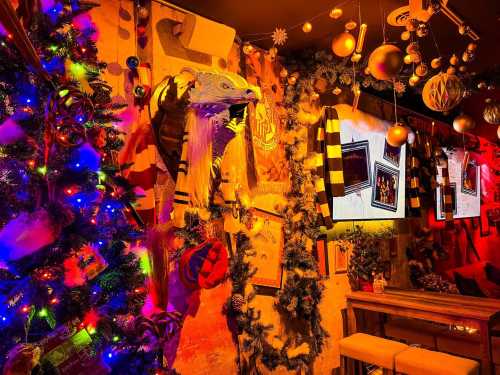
left=452, top=114, right=475, bottom=134
left=368, top=44, right=404, bottom=81
left=386, top=123, right=409, bottom=147
left=331, top=31, right=356, bottom=57
left=483, top=99, right=500, bottom=125
left=422, top=73, right=464, bottom=112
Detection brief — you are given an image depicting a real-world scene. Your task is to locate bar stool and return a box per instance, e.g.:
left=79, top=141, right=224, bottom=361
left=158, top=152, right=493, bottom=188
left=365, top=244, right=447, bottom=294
left=395, top=347, right=480, bottom=375
left=339, top=333, right=408, bottom=374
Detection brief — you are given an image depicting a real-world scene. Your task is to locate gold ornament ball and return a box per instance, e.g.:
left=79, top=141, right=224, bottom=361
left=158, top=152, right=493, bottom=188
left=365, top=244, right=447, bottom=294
left=467, top=43, right=477, bottom=53
left=364, top=67, right=370, bottom=75
left=422, top=72, right=465, bottom=112
left=302, top=22, right=313, bottom=33
left=431, top=57, right=442, bottom=69
left=242, top=44, right=254, bottom=55
left=351, top=53, right=362, bottom=63
left=409, top=74, right=420, bottom=86
left=368, top=44, right=404, bottom=81
left=447, top=66, right=456, bottom=75
left=401, top=31, right=411, bottom=41
left=462, top=52, right=471, bottom=63
left=280, top=68, right=288, bottom=78
left=332, top=87, right=342, bottom=95
left=483, top=99, right=500, bottom=125
left=449, top=54, right=459, bottom=66
left=288, top=76, right=297, bottom=85
left=404, top=54, right=412, bottom=64
left=386, top=123, right=409, bottom=147
left=329, top=7, right=343, bottom=19
left=331, top=31, right=356, bottom=57
left=453, top=114, right=475, bottom=134
left=416, top=63, right=428, bottom=77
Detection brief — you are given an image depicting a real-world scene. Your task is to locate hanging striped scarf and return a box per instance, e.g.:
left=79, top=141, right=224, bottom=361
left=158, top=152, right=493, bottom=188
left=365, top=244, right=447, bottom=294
left=407, top=141, right=421, bottom=215
left=314, top=107, right=344, bottom=229
left=436, top=150, right=454, bottom=226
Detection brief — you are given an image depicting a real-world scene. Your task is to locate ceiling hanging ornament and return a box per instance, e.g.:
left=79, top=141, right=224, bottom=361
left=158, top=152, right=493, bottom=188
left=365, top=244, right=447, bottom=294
left=483, top=98, right=500, bottom=125
left=272, top=27, right=288, bottom=46
left=446, top=66, right=456, bottom=75
left=401, top=31, right=411, bottom=41
left=409, top=73, right=420, bottom=87
left=387, top=122, right=409, bottom=147
left=329, top=7, right=343, bottom=19
left=331, top=31, right=356, bottom=57
left=422, top=72, right=465, bottom=112
left=368, top=44, right=404, bottom=81
left=302, top=22, right=312, bottom=33
left=431, top=57, right=442, bottom=69
left=345, top=20, right=357, bottom=31
left=416, top=63, right=428, bottom=77
left=416, top=23, right=429, bottom=37
left=449, top=54, right=459, bottom=66
left=453, top=114, right=475, bottom=134
left=394, top=80, right=406, bottom=94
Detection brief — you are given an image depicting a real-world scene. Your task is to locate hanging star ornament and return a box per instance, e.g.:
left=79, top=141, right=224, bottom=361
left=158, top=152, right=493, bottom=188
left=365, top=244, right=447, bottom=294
left=272, top=27, right=288, bottom=46
left=394, top=80, right=406, bottom=94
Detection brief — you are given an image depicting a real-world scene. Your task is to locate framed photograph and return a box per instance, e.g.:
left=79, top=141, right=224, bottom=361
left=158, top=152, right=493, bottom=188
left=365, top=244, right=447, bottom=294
left=248, top=209, right=284, bottom=289
left=438, top=183, right=458, bottom=219
left=333, top=241, right=352, bottom=274
left=371, top=162, right=399, bottom=212
left=341, top=140, right=371, bottom=195
left=383, top=140, right=401, bottom=167
left=315, top=235, right=330, bottom=277
left=462, top=161, right=478, bottom=196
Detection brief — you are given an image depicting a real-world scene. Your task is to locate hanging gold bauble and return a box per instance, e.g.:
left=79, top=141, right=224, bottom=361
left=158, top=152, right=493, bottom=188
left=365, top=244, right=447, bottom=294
left=329, top=7, right=343, bottom=19
left=422, top=72, right=465, bottom=112
left=449, top=54, right=459, bottom=66
left=351, top=53, right=362, bottom=63
left=446, top=66, right=456, bottom=75
left=345, top=20, right=357, bottom=31
left=280, top=68, right=289, bottom=78
left=386, top=123, right=409, bottom=147
left=242, top=44, right=254, bottom=55
left=462, top=52, right=471, bottom=63
left=302, top=22, right=313, bottom=33
left=331, top=31, right=356, bottom=57
left=404, top=54, right=412, bottom=64
left=332, top=87, right=342, bottom=95
left=416, top=23, right=429, bottom=37
left=467, top=43, right=477, bottom=53
left=416, top=63, right=428, bottom=77
left=409, top=74, right=420, bottom=86
left=483, top=99, right=500, bottom=125
left=401, top=31, right=411, bottom=41
left=287, top=76, right=297, bottom=85
left=406, top=42, right=419, bottom=55
left=431, top=57, right=442, bottom=69
left=364, top=67, right=370, bottom=75
left=368, top=44, right=404, bottom=81
left=453, top=114, right=475, bottom=134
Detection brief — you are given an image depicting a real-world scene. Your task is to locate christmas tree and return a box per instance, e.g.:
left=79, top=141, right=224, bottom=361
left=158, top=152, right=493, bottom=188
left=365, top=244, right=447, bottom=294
left=0, top=1, right=155, bottom=373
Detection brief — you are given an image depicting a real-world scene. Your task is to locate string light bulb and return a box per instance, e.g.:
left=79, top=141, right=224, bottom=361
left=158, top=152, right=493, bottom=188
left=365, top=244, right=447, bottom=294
left=302, top=22, right=312, bottom=33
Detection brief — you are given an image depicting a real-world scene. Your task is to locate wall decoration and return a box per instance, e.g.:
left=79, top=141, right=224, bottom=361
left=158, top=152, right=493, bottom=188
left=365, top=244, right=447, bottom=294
left=383, top=140, right=401, bottom=167
left=315, top=235, right=330, bottom=277
left=334, top=241, right=350, bottom=274
left=435, top=148, right=481, bottom=220
left=341, top=140, right=372, bottom=194
left=249, top=209, right=284, bottom=289
left=462, top=161, right=478, bottom=196
left=330, top=105, right=406, bottom=220
left=371, top=162, right=400, bottom=212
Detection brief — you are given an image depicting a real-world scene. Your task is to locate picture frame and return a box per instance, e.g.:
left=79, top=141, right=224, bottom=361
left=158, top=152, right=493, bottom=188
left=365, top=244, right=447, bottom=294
left=462, top=161, right=478, bottom=196
left=315, top=235, right=330, bottom=277
left=371, top=162, right=399, bottom=212
left=248, top=209, right=284, bottom=289
left=383, top=140, right=401, bottom=167
left=341, top=140, right=372, bottom=195
left=333, top=240, right=352, bottom=274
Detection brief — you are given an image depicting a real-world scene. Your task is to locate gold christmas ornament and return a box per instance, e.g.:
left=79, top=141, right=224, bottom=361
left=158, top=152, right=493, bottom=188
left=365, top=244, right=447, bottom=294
left=422, top=73, right=465, bottom=112
left=416, top=23, right=429, bottom=37
left=409, top=74, right=420, bottom=86
left=331, top=31, right=356, bottom=57
left=406, top=42, right=419, bottom=55
left=401, top=31, right=411, bottom=41
left=311, top=92, right=320, bottom=101
left=467, top=43, right=477, bottom=53
left=138, top=6, right=149, bottom=20
left=386, top=123, right=409, bottom=147
left=404, top=54, right=412, bottom=64
left=416, top=63, right=428, bottom=77
left=449, top=54, right=459, bottom=66
left=280, top=68, right=288, bottom=78
left=368, top=44, right=404, bottom=81
left=431, top=57, right=442, bottom=69
left=351, top=53, right=362, bottom=63
left=446, top=66, right=456, bottom=75
left=364, top=67, right=370, bottom=75
left=345, top=20, right=357, bottom=31
left=329, top=7, right=343, bottom=19
left=268, top=47, right=278, bottom=60
left=287, top=76, right=297, bottom=85
left=453, top=114, right=475, bottom=134
left=302, top=22, right=313, bottom=33
left=483, top=99, right=500, bottom=125
left=242, top=44, right=254, bottom=55
left=356, top=24, right=367, bottom=53
left=332, top=87, right=342, bottom=95
left=462, top=52, right=471, bottom=63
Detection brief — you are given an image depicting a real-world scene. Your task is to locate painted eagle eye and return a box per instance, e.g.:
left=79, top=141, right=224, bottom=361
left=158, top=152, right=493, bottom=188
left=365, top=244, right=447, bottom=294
left=221, top=82, right=230, bottom=90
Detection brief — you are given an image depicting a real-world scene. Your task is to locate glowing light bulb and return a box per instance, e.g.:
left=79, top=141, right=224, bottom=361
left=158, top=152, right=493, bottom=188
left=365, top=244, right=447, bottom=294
left=302, top=22, right=312, bottom=33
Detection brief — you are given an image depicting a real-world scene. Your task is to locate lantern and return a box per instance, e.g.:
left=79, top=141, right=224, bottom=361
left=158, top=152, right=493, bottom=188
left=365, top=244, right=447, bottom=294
left=331, top=31, right=356, bottom=57
left=483, top=99, right=500, bottom=125
left=386, top=123, right=409, bottom=147
left=416, top=63, right=428, bottom=77
left=452, top=114, right=475, bottom=134
left=368, top=44, right=404, bottom=81
left=422, top=73, right=465, bottom=112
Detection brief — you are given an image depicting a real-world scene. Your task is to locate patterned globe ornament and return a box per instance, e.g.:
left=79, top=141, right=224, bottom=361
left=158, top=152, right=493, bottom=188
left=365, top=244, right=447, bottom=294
left=422, top=73, right=465, bottom=112
left=483, top=99, right=500, bottom=125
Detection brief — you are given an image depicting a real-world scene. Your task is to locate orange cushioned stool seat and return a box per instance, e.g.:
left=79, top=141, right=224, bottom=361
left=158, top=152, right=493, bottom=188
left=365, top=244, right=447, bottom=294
left=395, top=346, right=479, bottom=375
left=339, top=333, right=408, bottom=371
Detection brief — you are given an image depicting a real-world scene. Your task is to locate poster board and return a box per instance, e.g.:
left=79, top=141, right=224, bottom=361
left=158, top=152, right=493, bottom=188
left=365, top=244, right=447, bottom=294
left=330, top=104, right=406, bottom=220
left=436, top=148, right=481, bottom=219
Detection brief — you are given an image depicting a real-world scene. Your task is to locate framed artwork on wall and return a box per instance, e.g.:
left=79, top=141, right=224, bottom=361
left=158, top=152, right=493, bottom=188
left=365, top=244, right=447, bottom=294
left=315, top=235, right=330, bottom=277
left=333, top=241, right=352, bottom=274
left=383, top=140, right=401, bottom=167
left=371, top=162, right=399, bottom=212
left=248, top=209, right=284, bottom=289
left=462, top=161, right=478, bottom=196
left=341, top=140, right=372, bottom=195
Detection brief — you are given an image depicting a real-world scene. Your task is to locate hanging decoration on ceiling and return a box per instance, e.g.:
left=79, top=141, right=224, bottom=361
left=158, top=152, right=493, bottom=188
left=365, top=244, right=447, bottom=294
left=302, top=21, right=313, bottom=33
left=483, top=98, right=500, bottom=125
left=452, top=114, right=475, bottom=134
left=272, top=27, right=288, bottom=46
left=329, top=7, right=343, bottom=19
left=422, top=72, right=465, bottom=112
left=331, top=30, right=356, bottom=58
left=367, top=44, right=404, bottom=81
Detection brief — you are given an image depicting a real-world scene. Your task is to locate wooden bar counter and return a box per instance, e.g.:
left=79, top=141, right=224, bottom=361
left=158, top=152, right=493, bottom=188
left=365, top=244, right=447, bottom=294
left=346, top=289, right=500, bottom=375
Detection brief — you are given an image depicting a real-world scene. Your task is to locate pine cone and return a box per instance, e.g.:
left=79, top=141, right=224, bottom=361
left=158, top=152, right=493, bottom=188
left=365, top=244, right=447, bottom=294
left=231, top=293, right=245, bottom=313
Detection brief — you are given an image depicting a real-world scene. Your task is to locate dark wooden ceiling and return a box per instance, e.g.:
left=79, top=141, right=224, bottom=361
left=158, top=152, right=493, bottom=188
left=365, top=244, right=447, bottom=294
left=168, top=0, right=500, bottom=75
